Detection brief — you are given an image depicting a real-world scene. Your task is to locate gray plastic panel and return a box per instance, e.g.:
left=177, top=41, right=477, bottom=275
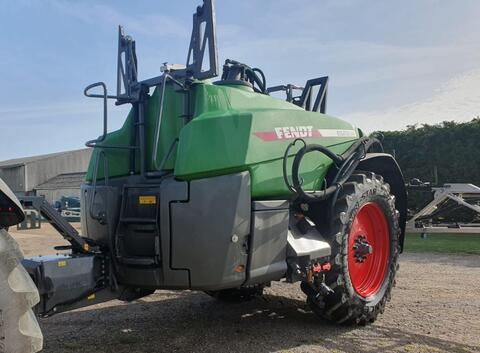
left=80, top=176, right=191, bottom=289
left=287, top=226, right=331, bottom=260
left=81, top=184, right=121, bottom=245
left=23, top=254, right=99, bottom=315
left=159, top=177, right=190, bottom=288
left=252, top=200, right=289, bottom=211
left=246, top=201, right=289, bottom=285
left=170, top=172, right=251, bottom=290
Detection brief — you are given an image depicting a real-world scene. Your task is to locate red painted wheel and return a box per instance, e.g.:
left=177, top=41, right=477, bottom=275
left=302, top=172, right=400, bottom=325
left=348, top=202, right=390, bottom=298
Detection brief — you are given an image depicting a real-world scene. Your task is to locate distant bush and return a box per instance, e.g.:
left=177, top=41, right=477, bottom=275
left=379, top=118, right=480, bottom=210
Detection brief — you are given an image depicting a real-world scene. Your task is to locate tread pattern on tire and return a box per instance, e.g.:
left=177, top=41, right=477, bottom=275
left=302, top=172, right=400, bottom=325
left=0, top=229, right=43, bottom=353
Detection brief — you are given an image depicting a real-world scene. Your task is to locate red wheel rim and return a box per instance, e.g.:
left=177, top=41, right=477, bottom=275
left=348, top=202, right=390, bottom=298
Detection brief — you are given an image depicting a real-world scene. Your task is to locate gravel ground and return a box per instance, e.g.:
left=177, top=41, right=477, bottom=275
left=10, top=225, right=480, bottom=353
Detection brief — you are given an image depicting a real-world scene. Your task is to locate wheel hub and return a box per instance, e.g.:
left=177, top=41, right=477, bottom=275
left=353, top=235, right=373, bottom=263
left=347, top=202, right=390, bottom=298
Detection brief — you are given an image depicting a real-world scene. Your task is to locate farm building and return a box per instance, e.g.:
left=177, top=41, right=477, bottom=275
left=35, top=172, right=87, bottom=203
left=0, top=149, right=92, bottom=202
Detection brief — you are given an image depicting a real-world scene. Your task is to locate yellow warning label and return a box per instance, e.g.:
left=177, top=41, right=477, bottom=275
left=87, top=294, right=96, bottom=300
left=58, top=260, right=67, bottom=267
left=139, top=195, right=157, bottom=205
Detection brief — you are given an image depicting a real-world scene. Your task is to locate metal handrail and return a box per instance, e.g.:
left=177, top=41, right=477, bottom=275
left=152, top=74, right=185, bottom=171
left=84, top=81, right=138, bottom=150
left=89, top=150, right=109, bottom=224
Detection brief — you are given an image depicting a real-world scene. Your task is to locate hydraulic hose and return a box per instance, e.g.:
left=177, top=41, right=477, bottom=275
left=222, top=59, right=268, bottom=94
left=290, top=144, right=344, bottom=201
left=285, top=136, right=383, bottom=202
left=251, top=67, right=267, bottom=94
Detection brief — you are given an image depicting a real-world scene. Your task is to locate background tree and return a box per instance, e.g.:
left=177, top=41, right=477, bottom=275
left=379, top=117, right=480, bottom=210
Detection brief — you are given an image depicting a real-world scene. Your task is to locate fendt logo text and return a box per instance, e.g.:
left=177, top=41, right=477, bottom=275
left=274, top=126, right=315, bottom=139
left=254, top=126, right=356, bottom=142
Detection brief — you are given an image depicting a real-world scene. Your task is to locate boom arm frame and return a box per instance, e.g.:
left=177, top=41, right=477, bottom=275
left=83, top=0, right=218, bottom=180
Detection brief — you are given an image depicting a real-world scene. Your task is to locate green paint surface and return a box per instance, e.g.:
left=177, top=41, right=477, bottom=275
left=86, top=81, right=360, bottom=198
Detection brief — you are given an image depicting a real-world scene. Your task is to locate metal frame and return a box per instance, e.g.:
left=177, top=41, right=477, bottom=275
left=267, top=84, right=304, bottom=103
left=16, top=209, right=41, bottom=230
left=268, top=76, right=329, bottom=114
left=116, top=26, right=138, bottom=103
left=185, top=0, right=219, bottom=80
left=17, top=196, right=96, bottom=253
left=407, top=183, right=480, bottom=234
left=298, top=76, right=329, bottom=113
left=83, top=0, right=218, bottom=180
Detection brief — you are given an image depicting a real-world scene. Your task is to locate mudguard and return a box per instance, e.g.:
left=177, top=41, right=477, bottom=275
left=0, top=178, right=24, bottom=227
left=357, top=153, right=408, bottom=252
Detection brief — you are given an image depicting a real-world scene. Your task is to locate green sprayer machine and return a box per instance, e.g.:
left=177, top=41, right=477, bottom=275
left=0, top=1, right=407, bottom=351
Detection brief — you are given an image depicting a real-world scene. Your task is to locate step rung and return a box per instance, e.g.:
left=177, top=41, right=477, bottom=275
left=119, top=217, right=157, bottom=224
left=117, top=256, right=157, bottom=266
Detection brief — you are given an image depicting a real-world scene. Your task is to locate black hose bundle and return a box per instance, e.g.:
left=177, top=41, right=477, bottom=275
left=283, top=136, right=383, bottom=202
left=221, top=59, right=267, bottom=94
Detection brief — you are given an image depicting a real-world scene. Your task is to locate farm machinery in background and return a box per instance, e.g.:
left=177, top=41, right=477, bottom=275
left=14, top=195, right=81, bottom=230
left=53, top=196, right=81, bottom=222
left=0, top=1, right=407, bottom=352
left=407, top=181, right=480, bottom=234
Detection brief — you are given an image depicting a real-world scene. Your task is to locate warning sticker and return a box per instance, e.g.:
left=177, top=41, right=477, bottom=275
left=139, top=195, right=157, bottom=205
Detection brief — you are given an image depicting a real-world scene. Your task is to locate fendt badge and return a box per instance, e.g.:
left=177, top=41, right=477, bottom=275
left=254, top=126, right=357, bottom=141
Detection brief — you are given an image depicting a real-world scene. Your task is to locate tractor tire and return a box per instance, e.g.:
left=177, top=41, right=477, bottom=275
left=0, top=229, right=43, bottom=353
left=205, top=284, right=265, bottom=302
left=303, top=172, right=400, bottom=325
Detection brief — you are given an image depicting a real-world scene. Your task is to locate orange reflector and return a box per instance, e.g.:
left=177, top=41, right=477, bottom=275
left=234, top=265, right=245, bottom=273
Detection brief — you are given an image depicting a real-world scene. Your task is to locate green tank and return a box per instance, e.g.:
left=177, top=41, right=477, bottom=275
left=86, top=80, right=361, bottom=198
